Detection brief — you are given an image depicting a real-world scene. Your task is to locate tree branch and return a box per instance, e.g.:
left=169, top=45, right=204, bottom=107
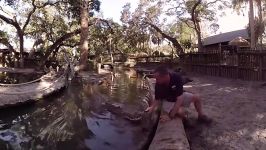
left=35, top=1, right=63, bottom=8
left=97, top=18, right=114, bottom=34
left=191, top=0, right=201, bottom=33
left=0, top=14, right=23, bottom=41
left=23, top=0, right=62, bottom=32
left=180, top=18, right=195, bottom=29
left=22, top=0, right=37, bottom=31
left=41, top=29, right=81, bottom=64
left=0, top=6, right=13, bottom=16
left=0, top=38, right=15, bottom=52
left=207, top=0, right=221, bottom=6
left=144, top=21, right=184, bottom=54
left=31, top=39, right=44, bottom=50
left=61, top=42, right=80, bottom=48
left=0, top=14, right=20, bottom=29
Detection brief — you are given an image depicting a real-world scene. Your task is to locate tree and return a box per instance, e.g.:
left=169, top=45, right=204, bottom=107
left=119, top=3, right=154, bottom=54
left=167, top=0, right=229, bottom=52
left=26, top=6, right=83, bottom=64
left=0, top=0, right=60, bottom=67
left=120, top=1, right=186, bottom=54
left=232, top=0, right=266, bottom=49
left=79, top=0, right=90, bottom=70
left=0, top=0, right=102, bottom=69
left=64, top=0, right=100, bottom=70
left=120, top=0, right=228, bottom=55
left=0, top=30, right=15, bottom=52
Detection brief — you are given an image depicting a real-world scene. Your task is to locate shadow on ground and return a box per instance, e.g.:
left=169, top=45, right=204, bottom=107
left=184, top=74, right=266, bottom=150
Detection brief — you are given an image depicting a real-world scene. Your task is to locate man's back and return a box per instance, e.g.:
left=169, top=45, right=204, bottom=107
left=155, top=72, right=183, bottom=102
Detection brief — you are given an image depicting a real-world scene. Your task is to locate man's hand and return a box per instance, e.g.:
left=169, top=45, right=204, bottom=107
left=145, top=106, right=155, bottom=113
left=169, top=109, right=177, bottom=118
left=145, top=100, right=159, bottom=113
left=160, top=114, right=171, bottom=122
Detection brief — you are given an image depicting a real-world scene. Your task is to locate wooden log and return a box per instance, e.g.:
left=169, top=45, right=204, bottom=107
left=146, top=78, right=190, bottom=150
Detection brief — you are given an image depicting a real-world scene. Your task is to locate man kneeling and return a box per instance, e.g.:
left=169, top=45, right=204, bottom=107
left=146, top=66, right=211, bottom=123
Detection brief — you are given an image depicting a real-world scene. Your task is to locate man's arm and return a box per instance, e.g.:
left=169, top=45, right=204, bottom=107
left=145, top=99, right=160, bottom=112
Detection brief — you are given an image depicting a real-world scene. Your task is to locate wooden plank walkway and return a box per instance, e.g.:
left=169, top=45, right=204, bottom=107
left=0, top=67, right=44, bottom=74
left=0, top=72, right=68, bottom=108
left=146, top=78, right=190, bottom=150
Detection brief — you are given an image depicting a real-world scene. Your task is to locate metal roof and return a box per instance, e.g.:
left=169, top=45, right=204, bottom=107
left=203, top=29, right=250, bottom=46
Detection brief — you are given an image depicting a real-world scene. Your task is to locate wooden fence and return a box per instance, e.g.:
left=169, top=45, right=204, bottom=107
left=180, top=50, right=266, bottom=81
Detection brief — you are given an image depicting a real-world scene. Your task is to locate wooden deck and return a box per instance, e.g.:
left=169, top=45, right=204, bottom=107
left=0, top=71, right=69, bottom=108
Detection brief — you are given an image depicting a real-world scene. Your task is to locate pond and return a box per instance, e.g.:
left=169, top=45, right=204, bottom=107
left=0, top=69, right=153, bottom=150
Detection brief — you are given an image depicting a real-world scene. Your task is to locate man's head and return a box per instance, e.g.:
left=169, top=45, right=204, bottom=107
left=154, top=66, right=170, bottom=85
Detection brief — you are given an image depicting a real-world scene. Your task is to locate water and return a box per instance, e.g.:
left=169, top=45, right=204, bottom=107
left=0, top=69, right=151, bottom=150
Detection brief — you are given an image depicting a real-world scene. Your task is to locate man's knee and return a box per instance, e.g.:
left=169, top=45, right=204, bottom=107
left=169, top=107, right=184, bottom=118
left=192, top=94, right=201, bottom=102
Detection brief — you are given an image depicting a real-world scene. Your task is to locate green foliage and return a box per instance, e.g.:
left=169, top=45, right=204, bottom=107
left=247, top=17, right=266, bottom=43
left=65, top=0, right=101, bottom=19
left=232, top=0, right=266, bottom=45
left=3, top=0, right=19, bottom=7
left=2, top=0, right=249, bottom=64
left=0, top=30, right=8, bottom=38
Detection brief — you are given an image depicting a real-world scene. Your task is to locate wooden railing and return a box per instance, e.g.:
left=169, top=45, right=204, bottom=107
left=129, top=55, right=173, bottom=63
left=180, top=50, right=266, bottom=81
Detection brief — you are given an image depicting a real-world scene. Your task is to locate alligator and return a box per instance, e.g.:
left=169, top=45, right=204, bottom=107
left=103, top=97, right=150, bottom=123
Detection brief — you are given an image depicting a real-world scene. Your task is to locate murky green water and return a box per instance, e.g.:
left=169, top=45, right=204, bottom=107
left=0, top=69, right=151, bottom=150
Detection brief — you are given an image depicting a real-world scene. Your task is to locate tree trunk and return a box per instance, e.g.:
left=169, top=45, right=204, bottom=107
left=257, top=0, right=263, bottom=49
left=191, top=0, right=203, bottom=52
left=18, top=30, right=24, bottom=68
left=79, top=0, right=89, bottom=71
left=249, top=0, right=256, bottom=49
left=195, top=21, right=203, bottom=52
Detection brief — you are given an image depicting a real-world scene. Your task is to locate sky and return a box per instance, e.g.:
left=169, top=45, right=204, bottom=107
left=100, top=0, right=249, bottom=35
left=100, top=0, right=139, bottom=23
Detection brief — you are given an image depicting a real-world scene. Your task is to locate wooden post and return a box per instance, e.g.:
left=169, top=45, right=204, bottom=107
left=204, top=54, right=207, bottom=74
left=218, top=43, right=222, bottom=77
left=236, top=47, right=239, bottom=79
left=1, top=53, right=4, bottom=67
left=110, top=38, right=114, bottom=65
left=259, top=51, right=263, bottom=80
left=190, top=54, right=192, bottom=72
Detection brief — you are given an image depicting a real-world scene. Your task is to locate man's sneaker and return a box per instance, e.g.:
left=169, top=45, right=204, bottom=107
left=198, top=115, right=212, bottom=124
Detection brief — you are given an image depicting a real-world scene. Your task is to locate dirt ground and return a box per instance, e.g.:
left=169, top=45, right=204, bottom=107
left=183, top=74, right=266, bottom=150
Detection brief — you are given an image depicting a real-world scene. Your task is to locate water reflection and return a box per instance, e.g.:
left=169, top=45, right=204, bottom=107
left=0, top=69, right=149, bottom=150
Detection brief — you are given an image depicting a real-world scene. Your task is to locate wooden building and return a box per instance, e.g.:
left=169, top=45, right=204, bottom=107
left=202, top=29, right=250, bottom=52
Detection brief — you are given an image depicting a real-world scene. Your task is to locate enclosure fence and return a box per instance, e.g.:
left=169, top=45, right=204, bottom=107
left=180, top=50, right=266, bottom=81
